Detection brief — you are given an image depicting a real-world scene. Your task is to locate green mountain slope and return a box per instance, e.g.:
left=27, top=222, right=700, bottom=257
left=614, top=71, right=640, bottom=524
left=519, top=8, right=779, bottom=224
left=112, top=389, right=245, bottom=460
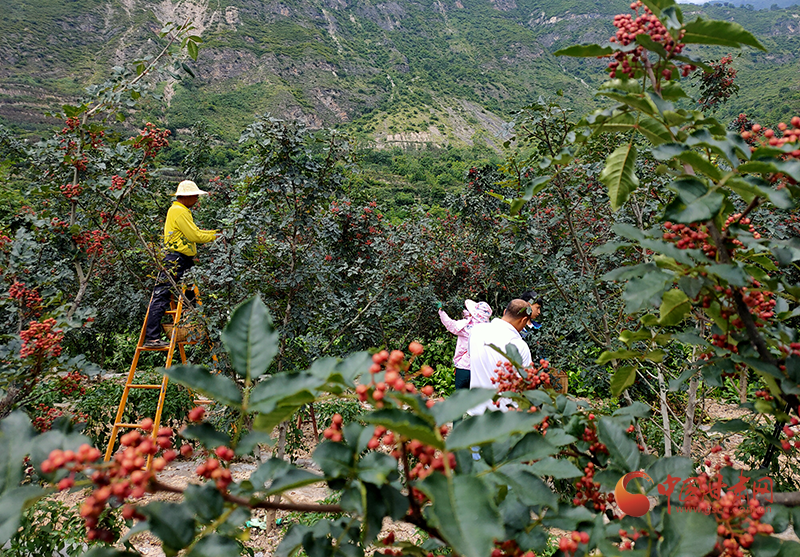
left=1, top=0, right=798, bottom=143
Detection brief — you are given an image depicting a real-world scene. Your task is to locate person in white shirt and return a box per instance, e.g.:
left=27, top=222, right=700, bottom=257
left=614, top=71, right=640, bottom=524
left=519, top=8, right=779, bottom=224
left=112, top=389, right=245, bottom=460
left=467, top=299, right=534, bottom=416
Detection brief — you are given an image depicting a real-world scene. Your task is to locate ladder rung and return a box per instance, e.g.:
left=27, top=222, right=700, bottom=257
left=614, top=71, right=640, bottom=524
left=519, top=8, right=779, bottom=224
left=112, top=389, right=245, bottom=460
left=129, top=384, right=163, bottom=389
left=138, top=345, right=170, bottom=351
left=165, top=310, right=178, bottom=314
left=114, top=423, right=145, bottom=429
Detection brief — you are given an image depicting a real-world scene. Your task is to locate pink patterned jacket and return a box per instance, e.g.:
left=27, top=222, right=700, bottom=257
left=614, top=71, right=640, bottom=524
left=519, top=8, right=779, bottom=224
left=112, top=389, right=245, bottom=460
left=438, top=309, right=475, bottom=370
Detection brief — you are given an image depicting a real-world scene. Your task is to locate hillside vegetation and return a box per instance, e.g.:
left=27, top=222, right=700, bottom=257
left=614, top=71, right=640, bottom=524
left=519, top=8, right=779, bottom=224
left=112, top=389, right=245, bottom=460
left=1, top=0, right=799, bottom=144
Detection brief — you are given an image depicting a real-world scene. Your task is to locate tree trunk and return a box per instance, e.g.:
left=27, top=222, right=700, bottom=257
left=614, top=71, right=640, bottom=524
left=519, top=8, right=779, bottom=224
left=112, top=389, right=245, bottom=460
left=657, top=366, right=673, bottom=457
left=265, top=421, right=288, bottom=532
left=682, top=372, right=701, bottom=457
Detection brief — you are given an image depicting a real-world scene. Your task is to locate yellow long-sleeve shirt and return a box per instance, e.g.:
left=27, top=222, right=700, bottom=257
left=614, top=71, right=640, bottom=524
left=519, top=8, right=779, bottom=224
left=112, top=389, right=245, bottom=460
left=164, top=201, right=217, bottom=257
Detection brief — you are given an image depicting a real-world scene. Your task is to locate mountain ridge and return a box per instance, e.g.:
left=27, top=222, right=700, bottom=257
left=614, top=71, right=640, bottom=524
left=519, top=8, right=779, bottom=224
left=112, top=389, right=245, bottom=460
left=2, top=0, right=799, bottom=145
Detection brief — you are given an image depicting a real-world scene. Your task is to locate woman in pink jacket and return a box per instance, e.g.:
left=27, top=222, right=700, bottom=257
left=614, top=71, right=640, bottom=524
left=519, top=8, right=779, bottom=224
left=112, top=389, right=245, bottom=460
left=437, top=299, right=493, bottom=390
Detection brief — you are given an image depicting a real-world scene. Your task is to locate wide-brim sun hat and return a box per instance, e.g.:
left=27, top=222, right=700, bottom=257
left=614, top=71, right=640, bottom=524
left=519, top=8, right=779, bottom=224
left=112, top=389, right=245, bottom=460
left=465, top=299, right=492, bottom=323
left=174, top=180, right=209, bottom=196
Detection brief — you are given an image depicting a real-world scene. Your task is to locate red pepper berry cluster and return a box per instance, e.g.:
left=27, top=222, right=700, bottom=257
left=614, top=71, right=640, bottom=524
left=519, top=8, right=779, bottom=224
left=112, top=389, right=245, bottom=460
left=110, top=175, right=127, bottom=191
left=42, top=421, right=177, bottom=541
left=73, top=229, right=111, bottom=257
left=86, top=129, right=105, bottom=149
left=61, top=117, right=81, bottom=133
left=779, top=417, right=800, bottom=452
left=20, top=318, right=64, bottom=359
left=607, top=1, right=693, bottom=80
left=558, top=530, right=590, bottom=556
left=662, top=222, right=713, bottom=257
left=573, top=462, right=615, bottom=511
left=9, top=281, right=43, bottom=310
left=490, top=539, right=536, bottom=557
left=32, top=403, right=89, bottom=432
left=323, top=412, right=345, bottom=442
left=71, top=154, right=89, bottom=172
left=195, top=447, right=234, bottom=491
left=132, top=123, right=171, bottom=159
left=396, top=434, right=454, bottom=481
left=57, top=370, right=87, bottom=397
left=754, top=389, right=773, bottom=402
left=741, top=116, right=800, bottom=157
left=581, top=421, right=609, bottom=455
left=188, top=406, right=206, bottom=422
left=680, top=474, right=773, bottom=557
left=60, top=183, right=83, bottom=200
left=618, top=528, right=648, bottom=551
left=492, top=359, right=552, bottom=399
left=356, top=345, right=432, bottom=409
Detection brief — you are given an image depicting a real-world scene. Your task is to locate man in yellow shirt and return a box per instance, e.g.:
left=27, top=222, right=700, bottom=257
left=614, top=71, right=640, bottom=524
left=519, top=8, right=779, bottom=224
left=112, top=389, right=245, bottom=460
left=144, top=180, right=218, bottom=348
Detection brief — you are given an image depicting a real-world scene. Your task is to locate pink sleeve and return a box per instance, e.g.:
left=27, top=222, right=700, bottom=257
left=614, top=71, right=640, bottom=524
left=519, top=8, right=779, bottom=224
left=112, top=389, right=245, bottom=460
left=438, top=310, right=468, bottom=335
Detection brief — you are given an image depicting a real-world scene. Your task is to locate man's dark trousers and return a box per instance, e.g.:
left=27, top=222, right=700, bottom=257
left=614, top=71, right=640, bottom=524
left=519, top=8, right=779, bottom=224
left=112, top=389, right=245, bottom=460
left=144, top=252, right=194, bottom=341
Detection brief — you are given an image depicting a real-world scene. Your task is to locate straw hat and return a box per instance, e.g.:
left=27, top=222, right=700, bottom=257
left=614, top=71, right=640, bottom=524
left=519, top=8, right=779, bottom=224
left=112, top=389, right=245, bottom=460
left=174, top=180, right=208, bottom=196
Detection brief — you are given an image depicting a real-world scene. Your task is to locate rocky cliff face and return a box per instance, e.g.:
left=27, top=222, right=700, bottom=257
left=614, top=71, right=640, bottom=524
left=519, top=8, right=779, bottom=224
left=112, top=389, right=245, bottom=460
left=2, top=0, right=799, bottom=143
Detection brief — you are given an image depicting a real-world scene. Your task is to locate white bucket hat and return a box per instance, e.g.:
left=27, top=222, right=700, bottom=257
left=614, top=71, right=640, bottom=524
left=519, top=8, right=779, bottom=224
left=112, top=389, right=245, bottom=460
left=174, top=180, right=208, bottom=196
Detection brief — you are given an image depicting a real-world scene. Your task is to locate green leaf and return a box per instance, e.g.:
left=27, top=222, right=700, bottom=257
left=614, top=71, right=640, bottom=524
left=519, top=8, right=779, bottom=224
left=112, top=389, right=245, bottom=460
left=708, top=419, right=751, bottom=435
left=249, top=372, right=323, bottom=414
left=356, top=452, right=400, bottom=485
left=364, top=408, right=441, bottom=449
left=187, top=535, right=240, bottom=557
left=521, top=175, right=551, bottom=201
left=664, top=177, right=724, bottom=224
left=141, top=502, right=196, bottom=554
left=506, top=431, right=558, bottom=463
left=659, top=509, right=718, bottom=556
left=184, top=483, right=225, bottom=524
left=682, top=17, right=766, bottom=51
left=554, top=44, right=615, bottom=57
left=644, top=456, right=693, bottom=495
left=705, top=264, right=750, bottom=287
left=265, top=468, right=322, bottom=497
left=418, top=474, right=504, bottom=557
left=597, top=418, right=640, bottom=472
left=684, top=130, right=749, bottom=168
left=623, top=271, right=672, bottom=313
left=636, top=115, right=673, bottom=145
left=610, top=365, right=637, bottom=396
left=187, top=40, right=199, bottom=61
left=613, top=402, right=652, bottom=419
left=600, top=143, right=640, bottom=211
left=181, top=423, right=231, bottom=449
left=0, top=412, right=35, bottom=493
left=430, top=389, right=495, bottom=426
left=163, top=365, right=242, bottom=408
left=636, top=33, right=668, bottom=57
left=0, top=486, right=44, bottom=544
left=235, top=431, right=274, bottom=455
left=446, top=411, right=544, bottom=451
left=312, top=441, right=354, bottom=479
left=529, top=457, right=583, bottom=479
left=739, top=159, right=800, bottom=183
left=221, top=295, right=279, bottom=380
left=640, top=0, right=677, bottom=16
left=659, top=289, right=691, bottom=326
left=597, top=350, right=641, bottom=364
left=493, top=465, right=558, bottom=507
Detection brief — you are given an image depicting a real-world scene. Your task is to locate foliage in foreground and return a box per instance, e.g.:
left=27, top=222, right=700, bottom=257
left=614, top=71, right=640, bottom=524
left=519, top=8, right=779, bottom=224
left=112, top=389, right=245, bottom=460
left=1, top=0, right=800, bottom=556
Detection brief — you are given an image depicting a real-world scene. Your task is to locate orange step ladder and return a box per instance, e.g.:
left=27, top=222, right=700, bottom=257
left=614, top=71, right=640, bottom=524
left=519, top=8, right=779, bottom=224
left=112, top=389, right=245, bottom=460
left=104, top=284, right=215, bottom=469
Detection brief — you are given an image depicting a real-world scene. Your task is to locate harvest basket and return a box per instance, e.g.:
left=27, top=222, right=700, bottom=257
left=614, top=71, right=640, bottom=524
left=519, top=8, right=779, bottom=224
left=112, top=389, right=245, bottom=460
left=162, top=323, right=206, bottom=344
left=551, top=370, right=568, bottom=394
